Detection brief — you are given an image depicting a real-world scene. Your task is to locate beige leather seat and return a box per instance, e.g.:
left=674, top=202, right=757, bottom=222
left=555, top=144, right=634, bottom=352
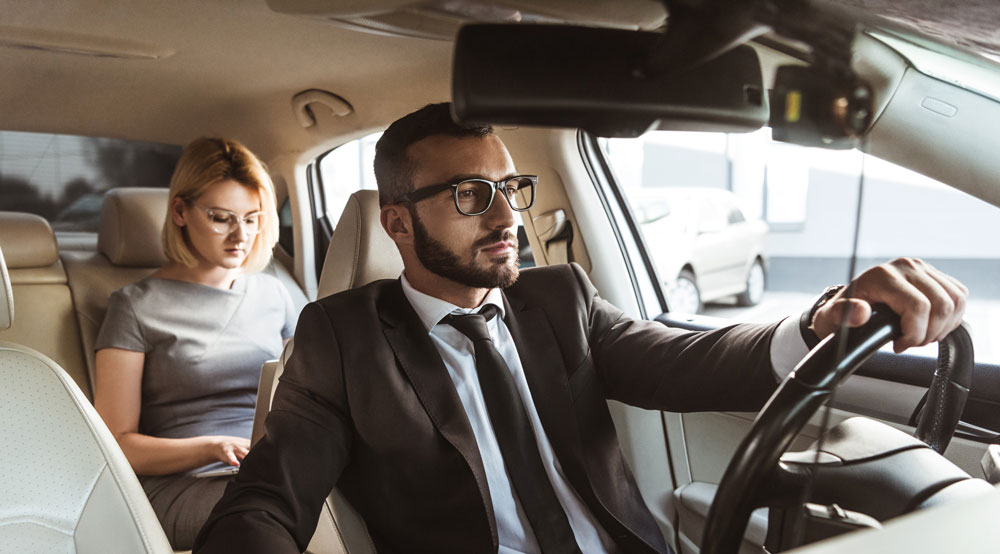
left=254, top=189, right=400, bottom=554
left=61, top=189, right=166, bottom=389
left=0, top=245, right=173, bottom=554
left=61, top=187, right=309, bottom=387
left=0, top=212, right=92, bottom=398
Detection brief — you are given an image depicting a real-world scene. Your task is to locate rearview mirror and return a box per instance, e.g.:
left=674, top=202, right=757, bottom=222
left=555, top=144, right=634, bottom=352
left=452, top=24, right=769, bottom=138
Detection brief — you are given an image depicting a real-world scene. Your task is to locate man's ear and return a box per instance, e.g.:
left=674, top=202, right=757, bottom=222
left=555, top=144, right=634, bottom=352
left=170, top=196, right=187, bottom=227
left=381, top=204, right=414, bottom=246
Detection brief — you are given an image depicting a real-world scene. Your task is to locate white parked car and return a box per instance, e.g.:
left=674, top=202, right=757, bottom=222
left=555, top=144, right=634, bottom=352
left=635, top=188, right=768, bottom=313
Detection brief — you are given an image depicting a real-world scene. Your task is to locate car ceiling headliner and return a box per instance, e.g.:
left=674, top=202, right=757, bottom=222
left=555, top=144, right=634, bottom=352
left=0, top=0, right=996, bottom=162
left=834, top=0, right=1000, bottom=58
left=0, top=0, right=456, bottom=159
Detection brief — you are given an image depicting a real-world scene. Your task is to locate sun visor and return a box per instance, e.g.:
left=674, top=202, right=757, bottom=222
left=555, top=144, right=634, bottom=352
left=452, top=24, right=769, bottom=137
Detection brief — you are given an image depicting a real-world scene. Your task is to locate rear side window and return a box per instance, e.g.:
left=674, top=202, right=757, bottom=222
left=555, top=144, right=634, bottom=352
left=0, top=131, right=181, bottom=232
left=317, top=131, right=381, bottom=223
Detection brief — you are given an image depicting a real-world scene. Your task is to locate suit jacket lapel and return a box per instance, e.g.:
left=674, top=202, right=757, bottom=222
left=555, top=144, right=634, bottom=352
left=501, top=291, right=590, bottom=487
left=377, top=281, right=497, bottom=541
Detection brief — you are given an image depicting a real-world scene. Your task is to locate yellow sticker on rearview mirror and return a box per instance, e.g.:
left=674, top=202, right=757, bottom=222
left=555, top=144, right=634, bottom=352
left=786, top=91, right=802, bottom=123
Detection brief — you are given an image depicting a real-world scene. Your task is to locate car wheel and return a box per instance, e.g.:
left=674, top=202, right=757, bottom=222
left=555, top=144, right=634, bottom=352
left=736, top=259, right=765, bottom=307
left=669, top=269, right=702, bottom=314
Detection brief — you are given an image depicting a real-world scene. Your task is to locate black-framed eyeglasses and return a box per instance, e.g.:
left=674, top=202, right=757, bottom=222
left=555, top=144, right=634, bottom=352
left=395, top=175, right=537, bottom=216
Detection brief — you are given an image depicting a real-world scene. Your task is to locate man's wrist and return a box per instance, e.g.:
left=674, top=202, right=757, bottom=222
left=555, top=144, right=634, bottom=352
left=799, top=285, right=845, bottom=349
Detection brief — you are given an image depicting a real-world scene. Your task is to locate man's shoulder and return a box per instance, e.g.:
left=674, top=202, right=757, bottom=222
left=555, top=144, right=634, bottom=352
left=507, top=262, right=588, bottom=292
left=505, top=262, right=592, bottom=306
left=312, top=277, right=399, bottom=314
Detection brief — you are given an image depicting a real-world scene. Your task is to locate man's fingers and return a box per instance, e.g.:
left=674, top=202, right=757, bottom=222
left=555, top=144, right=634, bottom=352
left=925, top=265, right=968, bottom=341
left=853, top=265, right=928, bottom=350
left=825, top=298, right=871, bottom=328
left=819, top=259, right=969, bottom=355
left=902, top=268, right=954, bottom=344
left=867, top=258, right=967, bottom=351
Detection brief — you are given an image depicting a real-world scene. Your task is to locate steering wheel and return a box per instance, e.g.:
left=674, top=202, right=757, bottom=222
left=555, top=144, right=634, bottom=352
left=699, top=304, right=974, bottom=554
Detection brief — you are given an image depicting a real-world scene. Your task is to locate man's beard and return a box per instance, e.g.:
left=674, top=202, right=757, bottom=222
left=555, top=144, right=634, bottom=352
left=411, top=211, right=520, bottom=289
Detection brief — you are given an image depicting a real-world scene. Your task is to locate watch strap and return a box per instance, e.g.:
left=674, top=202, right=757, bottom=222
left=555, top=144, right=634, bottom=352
left=799, top=285, right=846, bottom=349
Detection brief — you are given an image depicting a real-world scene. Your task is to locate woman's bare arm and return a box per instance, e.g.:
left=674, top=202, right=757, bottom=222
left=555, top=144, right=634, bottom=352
left=94, top=348, right=249, bottom=476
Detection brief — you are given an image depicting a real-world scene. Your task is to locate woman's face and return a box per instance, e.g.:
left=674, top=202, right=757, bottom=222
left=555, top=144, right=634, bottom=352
left=173, top=179, right=262, bottom=271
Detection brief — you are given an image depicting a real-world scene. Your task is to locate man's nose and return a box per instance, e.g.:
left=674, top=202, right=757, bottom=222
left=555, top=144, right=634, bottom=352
left=484, top=188, right=516, bottom=228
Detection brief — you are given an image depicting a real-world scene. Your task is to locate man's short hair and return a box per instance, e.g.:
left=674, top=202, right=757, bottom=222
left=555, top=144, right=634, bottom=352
left=374, top=102, right=494, bottom=206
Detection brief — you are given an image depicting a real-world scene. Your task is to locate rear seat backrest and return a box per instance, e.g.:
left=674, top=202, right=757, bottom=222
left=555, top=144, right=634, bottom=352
left=0, top=212, right=91, bottom=398
left=62, top=189, right=168, bottom=390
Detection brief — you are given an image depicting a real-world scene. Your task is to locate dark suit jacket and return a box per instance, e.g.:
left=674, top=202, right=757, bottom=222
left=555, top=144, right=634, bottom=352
left=195, top=263, right=780, bottom=554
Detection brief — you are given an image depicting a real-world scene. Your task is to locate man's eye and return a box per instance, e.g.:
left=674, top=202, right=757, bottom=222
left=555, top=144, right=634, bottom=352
left=458, top=189, right=478, bottom=198
left=504, top=186, right=517, bottom=197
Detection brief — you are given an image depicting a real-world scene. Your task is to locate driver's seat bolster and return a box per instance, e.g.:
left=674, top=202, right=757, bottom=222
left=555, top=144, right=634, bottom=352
left=254, top=341, right=376, bottom=554
left=253, top=190, right=399, bottom=553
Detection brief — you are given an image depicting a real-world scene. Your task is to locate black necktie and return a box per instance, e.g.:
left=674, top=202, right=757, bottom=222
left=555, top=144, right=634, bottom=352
left=444, top=305, right=582, bottom=554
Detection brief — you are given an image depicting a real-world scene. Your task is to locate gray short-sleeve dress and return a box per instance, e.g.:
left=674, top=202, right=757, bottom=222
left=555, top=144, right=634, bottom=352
left=95, top=272, right=297, bottom=549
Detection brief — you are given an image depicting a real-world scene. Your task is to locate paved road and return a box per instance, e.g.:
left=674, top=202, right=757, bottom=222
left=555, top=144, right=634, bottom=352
left=703, top=292, right=1000, bottom=364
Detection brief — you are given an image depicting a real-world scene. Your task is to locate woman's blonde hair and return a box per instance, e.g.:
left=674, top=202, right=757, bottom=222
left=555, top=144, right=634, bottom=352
left=162, top=137, right=279, bottom=273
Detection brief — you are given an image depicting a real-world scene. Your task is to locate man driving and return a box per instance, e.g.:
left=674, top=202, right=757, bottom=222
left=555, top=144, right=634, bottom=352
left=194, top=103, right=966, bottom=554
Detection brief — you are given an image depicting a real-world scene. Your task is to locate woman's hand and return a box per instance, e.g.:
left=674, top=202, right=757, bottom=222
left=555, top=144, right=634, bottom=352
left=206, top=436, right=251, bottom=466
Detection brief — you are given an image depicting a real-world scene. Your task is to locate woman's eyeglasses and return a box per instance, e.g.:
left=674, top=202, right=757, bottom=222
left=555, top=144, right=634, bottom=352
left=192, top=205, right=264, bottom=235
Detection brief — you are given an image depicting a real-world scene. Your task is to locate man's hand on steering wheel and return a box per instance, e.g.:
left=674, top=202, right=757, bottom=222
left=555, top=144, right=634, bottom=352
left=811, top=257, right=968, bottom=353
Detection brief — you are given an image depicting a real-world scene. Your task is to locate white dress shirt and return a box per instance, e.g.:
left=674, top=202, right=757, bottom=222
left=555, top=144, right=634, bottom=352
left=400, top=274, right=807, bottom=554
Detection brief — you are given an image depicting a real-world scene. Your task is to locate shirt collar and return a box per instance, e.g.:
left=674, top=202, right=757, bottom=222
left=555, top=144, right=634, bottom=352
left=399, top=272, right=506, bottom=332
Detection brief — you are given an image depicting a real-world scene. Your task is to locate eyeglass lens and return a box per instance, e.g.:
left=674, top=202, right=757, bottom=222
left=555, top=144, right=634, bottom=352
left=207, top=210, right=262, bottom=235
left=455, top=177, right=534, bottom=215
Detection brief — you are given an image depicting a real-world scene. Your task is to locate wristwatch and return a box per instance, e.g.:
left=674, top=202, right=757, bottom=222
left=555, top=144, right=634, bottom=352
left=799, top=284, right=846, bottom=349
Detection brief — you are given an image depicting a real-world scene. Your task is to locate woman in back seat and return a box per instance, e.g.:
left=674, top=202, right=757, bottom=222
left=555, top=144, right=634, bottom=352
left=93, top=137, right=297, bottom=550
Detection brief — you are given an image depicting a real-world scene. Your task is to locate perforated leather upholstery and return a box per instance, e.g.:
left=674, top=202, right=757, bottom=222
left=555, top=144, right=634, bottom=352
left=0, top=212, right=91, bottom=398
left=0, top=246, right=173, bottom=554
left=261, top=189, right=400, bottom=553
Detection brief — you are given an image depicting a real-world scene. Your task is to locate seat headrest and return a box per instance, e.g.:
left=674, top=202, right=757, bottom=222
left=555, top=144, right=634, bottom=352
left=317, top=190, right=403, bottom=298
left=0, top=212, right=59, bottom=269
left=98, top=188, right=169, bottom=267
left=0, top=246, right=12, bottom=331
